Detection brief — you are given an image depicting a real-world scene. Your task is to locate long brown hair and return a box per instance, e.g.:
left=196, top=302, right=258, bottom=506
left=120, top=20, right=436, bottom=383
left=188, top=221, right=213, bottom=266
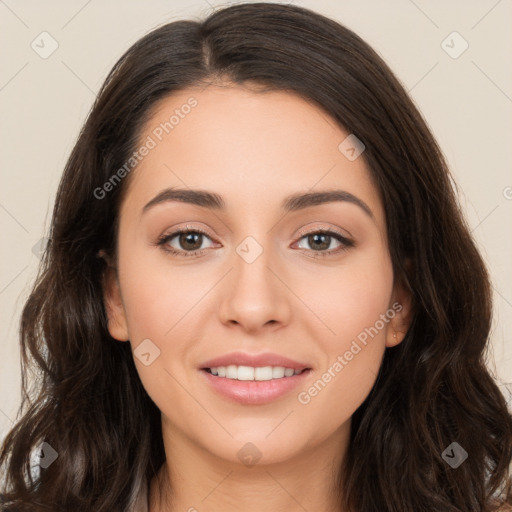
left=1, top=3, right=511, bottom=511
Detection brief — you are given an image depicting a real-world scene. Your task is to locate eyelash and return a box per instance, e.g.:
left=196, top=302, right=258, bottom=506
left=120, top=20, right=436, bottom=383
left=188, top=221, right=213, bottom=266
left=156, top=226, right=355, bottom=259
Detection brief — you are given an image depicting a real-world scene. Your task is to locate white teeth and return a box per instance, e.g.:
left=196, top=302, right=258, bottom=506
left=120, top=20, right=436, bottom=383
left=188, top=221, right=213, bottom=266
left=272, top=367, right=285, bottom=379
left=226, top=365, right=238, bottom=379
left=255, top=366, right=273, bottom=380
left=237, top=366, right=255, bottom=381
left=208, top=365, right=304, bottom=381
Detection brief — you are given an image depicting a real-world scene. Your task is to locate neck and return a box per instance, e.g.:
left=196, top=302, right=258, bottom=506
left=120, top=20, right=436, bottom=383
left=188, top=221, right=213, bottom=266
left=149, top=420, right=350, bottom=512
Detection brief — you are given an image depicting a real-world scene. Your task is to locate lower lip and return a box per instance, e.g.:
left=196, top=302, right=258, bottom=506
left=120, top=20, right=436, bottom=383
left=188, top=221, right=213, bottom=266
left=200, top=369, right=312, bottom=405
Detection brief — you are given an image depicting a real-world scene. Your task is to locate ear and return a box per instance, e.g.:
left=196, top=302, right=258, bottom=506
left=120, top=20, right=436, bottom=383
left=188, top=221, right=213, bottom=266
left=98, top=250, right=129, bottom=342
left=386, top=259, right=414, bottom=348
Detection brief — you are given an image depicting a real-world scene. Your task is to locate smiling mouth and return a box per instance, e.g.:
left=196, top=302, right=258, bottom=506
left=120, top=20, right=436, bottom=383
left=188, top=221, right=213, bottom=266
left=202, top=365, right=311, bottom=381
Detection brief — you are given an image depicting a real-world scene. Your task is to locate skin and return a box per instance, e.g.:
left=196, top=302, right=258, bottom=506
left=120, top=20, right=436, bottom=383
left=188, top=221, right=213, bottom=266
left=102, top=82, right=412, bottom=512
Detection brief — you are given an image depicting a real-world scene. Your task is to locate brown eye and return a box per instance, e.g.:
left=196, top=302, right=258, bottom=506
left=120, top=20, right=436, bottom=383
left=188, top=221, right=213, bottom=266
left=304, top=233, right=333, bottom=251
left=295, top=230, right=354, bottom=256
left=157, top=228, right=215, bottom=257
left=178, top=232, right=204, bottom=251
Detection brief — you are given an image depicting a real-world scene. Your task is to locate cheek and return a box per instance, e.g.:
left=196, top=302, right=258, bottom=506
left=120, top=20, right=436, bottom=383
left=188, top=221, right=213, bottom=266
left=303, top=250, right=394, bottom=346
left=117, top=242, right=202, bottom=340
left=295, top=346, right=383, bottom=443
left=117, top=254, right=200, bottom=409
left=293, top=252, right=393, bottom=424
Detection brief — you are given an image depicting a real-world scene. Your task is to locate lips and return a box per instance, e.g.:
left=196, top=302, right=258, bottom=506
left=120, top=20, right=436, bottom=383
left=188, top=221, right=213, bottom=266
left=198, top=351, right=313, bottom=405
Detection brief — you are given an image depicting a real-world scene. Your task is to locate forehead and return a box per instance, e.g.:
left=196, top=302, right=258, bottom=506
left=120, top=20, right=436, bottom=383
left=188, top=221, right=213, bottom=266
left=120, top=84, right=385, bottom=230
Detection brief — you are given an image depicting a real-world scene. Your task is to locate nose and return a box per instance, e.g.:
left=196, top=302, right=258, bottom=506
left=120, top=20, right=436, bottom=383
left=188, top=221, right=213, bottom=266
left=217, top=239, right=292, bottom=333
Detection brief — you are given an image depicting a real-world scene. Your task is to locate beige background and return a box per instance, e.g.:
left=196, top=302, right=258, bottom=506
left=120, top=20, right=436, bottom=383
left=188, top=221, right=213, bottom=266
left=1, top=0, right=511, bottom=445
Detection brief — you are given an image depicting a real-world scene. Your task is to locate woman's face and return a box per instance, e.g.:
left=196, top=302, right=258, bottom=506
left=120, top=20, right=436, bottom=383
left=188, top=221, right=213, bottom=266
left=103, top=83, right=411, bottom=466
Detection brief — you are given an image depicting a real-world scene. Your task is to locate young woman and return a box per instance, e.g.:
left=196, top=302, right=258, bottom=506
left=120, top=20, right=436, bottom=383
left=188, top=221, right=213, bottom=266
left=1, top=3, right=511, bottom=511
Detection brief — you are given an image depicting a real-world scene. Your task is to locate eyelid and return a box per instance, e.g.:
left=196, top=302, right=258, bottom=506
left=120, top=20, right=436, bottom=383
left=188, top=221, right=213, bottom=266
left=295, top=223, right=352, bottom=239
left=158, top=223, right=214, bottom=239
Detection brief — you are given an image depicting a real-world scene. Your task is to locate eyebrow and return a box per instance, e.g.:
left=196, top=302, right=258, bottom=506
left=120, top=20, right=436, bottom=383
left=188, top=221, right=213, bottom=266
left=142, top=187, right=374, bottom=219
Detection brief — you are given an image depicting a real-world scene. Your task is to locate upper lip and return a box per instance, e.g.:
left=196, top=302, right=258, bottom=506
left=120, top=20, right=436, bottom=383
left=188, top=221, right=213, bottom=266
left=200, top=352, right=311, bottom=371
